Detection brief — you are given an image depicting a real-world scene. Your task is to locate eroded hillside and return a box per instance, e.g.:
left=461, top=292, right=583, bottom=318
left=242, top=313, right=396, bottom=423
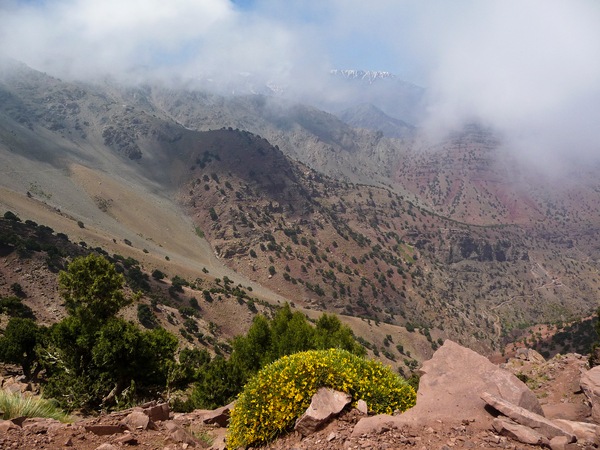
left=177, top=129, right=599, bottom=355
left=0, top=62, right=599, bottom=362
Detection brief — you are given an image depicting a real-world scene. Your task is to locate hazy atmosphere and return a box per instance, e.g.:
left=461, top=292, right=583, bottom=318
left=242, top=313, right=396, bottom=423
left=1, top=0, right=600, bottom=165
left=4, top=3, right=600, bottom=448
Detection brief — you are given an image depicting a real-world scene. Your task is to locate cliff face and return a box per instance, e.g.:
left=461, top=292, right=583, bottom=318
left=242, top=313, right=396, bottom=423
left=445, top=233, right=526, bottom=264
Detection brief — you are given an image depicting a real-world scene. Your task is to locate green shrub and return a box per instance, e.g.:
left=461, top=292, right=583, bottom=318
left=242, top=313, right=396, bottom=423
left=0, top=317, right=41, bottom=377
left=137, top=304, right=158, bottom=329
left=152, top=269, right=165, bottom=280
left=0, top=296, right=35, bottom=319
left=0, top=391, right=70, bottom=422
left=227, top=349, right=416, bottom=448
left=37, top=255, right=178, bottom=412
left=3, top=211, right=21, bottom=222
left=188, top=305, right=365, bottom=410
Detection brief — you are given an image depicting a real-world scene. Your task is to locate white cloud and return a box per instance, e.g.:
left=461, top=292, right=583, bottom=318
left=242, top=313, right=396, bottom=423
left=416, top=0, right=600, bottom=164
left=1, top=0, right=600, bottom=165
left=0, top=0, right=305, bottom=81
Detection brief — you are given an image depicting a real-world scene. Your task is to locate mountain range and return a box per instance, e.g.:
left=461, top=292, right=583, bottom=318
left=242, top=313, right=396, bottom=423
left=0, top=59, right=599, bottom=369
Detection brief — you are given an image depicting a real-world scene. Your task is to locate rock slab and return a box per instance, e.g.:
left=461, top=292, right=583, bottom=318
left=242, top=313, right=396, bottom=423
left=580, top=365, right=600, bottom=423
left=552, top=419, right=599, bottom=445
left=295, top=388, right=351, bottom=435
left=481, top=392, right=575, bottom=441
left=144, top=402, right=170, bottom=422
left=353, top=340, right=543, bottom=437
left=492, top=417, right=550, bottom=446
left=203, top=401, right=235, bottom=427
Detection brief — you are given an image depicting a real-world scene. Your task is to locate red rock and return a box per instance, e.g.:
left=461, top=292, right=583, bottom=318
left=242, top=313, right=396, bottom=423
left=515, top=348, right=546, bottom=363
left=84, top=424, right=127, bottom=436
left=295, top=388, right=351, bottom=436
left=549, top=435, right=581, bottom=450
left=21, top=417, right=62, bottom=434
left=202, top=401, right=235, bottom=427
left=353, top=340, right=543, bottom=437
left=144, top=402, right=170, bottom=422
left=164, top=421, right=198, bottom=446
left=552, top=419, right=599, bottom=445
left=542, top=402, right=589, bottom=421
left=0, top=419, right=20, bottom=433
left=122, top=410, right=155, bottom=431
left=492, top=417, right=550, bottom=446
left=481, top=392, right=575, bottom=441
left=580, top=366, right=600, bottom=423
left=114, top=432, right=138, bottom=445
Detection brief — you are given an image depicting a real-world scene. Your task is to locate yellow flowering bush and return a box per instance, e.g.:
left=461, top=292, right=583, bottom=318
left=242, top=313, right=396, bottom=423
left=227, top=348, right=416, bottom=448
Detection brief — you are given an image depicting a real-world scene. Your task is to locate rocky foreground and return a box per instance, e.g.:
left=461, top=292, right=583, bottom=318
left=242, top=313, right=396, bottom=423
left=1, top=341, right=599, bottom=449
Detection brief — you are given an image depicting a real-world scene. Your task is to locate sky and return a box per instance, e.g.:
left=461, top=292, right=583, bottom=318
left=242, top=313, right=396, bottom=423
left=1, top=0, right=600, bottom=165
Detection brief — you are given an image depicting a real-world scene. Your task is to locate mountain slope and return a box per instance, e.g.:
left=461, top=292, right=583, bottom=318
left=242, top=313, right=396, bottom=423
left=338, top=103, right=415, bottom=138
left=0, top=62, right=599, bottom=361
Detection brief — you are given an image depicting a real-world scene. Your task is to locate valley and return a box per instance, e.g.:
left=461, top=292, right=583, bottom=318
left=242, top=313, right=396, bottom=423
left=0, top=60, right=599, bottom=374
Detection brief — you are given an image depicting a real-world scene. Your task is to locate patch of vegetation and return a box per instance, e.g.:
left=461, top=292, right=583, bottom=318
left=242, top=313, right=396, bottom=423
left=187, top=304, right=365, bottom=410
left=3, top=211, right=21, bottom=221
left=125, top=265, right=151, bottom=292
left=538, top=315, right=599, bottom=362
left=10, top=282, right=25, bottom=298
left=227, top=348, right=416, bottom=448
left=0, top=317, right=40, bottom=377
left=137, top=303, right=158, bottom=329
left=152, top=269, right=165, bottom=280
left=0, top=296, right=34, bottom=319
left=0, top=254, right=178, bottom=412
left=0, top=390, right=70, bottom=422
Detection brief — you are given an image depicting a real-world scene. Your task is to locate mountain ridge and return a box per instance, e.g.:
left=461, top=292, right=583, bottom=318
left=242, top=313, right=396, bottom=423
left=0, top=61, right=599, bottom=362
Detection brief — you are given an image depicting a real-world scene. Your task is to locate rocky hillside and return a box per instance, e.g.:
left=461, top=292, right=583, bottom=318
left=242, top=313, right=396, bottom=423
left=0, top=61, right=599, bottom=361
left=175, top=128, right=599, bottom=357
left=1, top=341, right=598, bottom=449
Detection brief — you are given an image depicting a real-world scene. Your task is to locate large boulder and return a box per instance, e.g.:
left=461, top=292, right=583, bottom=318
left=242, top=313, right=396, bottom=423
left=295, top=388, right=351, bottom=436
left=143, top=403, right=170, bottom=422
left=580, top=366, right=600, bottom=423
left=515, top=347, right=546, bottom=363
left=121, top=410, right=155, bottom=431
left=352, top=340, right=542, bottom=436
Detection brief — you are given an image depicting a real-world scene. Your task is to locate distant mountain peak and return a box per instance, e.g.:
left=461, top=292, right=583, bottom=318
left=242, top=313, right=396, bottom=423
left=330, top=69, right=396, bottom=84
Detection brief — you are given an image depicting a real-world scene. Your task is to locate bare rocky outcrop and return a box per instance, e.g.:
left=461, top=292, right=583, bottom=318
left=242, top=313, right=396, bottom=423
left=348, top=343, right=600, bottom=450
left=353, top=339, right=542, bottom=439
left=552, top=419, right=600, bottom=445
left=515, top=347, right=546, bottom=364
